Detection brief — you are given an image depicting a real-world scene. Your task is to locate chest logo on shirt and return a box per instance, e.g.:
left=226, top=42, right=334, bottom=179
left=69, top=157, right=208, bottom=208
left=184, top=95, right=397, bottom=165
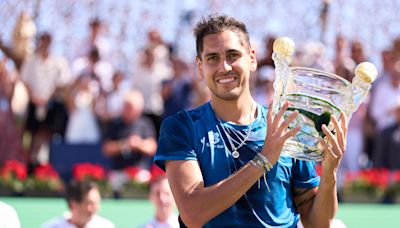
left=200, top=131, right=224, bottom=149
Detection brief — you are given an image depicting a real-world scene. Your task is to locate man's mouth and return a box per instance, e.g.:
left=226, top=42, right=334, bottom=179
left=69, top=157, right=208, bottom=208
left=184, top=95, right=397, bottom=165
left=217, top=76, right=236, bottom=84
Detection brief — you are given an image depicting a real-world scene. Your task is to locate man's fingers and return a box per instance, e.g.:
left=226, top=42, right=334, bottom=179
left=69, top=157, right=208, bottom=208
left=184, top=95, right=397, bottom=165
left=340, top=112, right=348, bottom=139
left=276, top=110, right=299, bottom=135
left=272, top=101, right=290, bottom=130
left=319, top=138, right=337, bottom=159
left=267, top=103, right=273, bottom=126
left=322, top=125, right=341, bottom=157
left=279, top=126, right=300, bottom=143
left=331, top=116, right=344, bottom=149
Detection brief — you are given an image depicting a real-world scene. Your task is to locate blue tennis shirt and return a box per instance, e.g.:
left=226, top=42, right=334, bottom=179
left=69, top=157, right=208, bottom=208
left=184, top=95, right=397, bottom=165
left=154, top=102, right=320, bottom=227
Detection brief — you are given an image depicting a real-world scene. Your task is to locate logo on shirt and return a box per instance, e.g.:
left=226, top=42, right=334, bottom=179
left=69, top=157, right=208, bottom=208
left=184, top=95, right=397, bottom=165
left=200, top=130, right=224, bottom=149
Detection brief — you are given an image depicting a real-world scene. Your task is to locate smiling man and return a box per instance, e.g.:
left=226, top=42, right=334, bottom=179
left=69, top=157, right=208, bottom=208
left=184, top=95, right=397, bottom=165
left=154, top=14, right=347, bottom=227
left=42, top=180, right=115, bottom=228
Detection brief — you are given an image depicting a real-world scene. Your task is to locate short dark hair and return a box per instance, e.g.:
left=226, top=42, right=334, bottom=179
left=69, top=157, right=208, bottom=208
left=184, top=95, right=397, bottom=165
left=38, top=32, right=52, bottom=43
left=66, top=180, right=98, bottom=207
left=194, top=14, right=251, bottom=58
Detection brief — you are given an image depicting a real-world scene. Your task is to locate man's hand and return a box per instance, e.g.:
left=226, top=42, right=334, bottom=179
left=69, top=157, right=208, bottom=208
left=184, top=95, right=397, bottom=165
left=261, top=101, right=300, bottom=165
left=128, top=134, right=143, bottom=150
left=319, top=112, right=348, bottom=175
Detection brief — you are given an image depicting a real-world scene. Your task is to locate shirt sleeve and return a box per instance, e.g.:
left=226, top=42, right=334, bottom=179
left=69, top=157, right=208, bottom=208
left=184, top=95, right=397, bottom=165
left=154, top=111, right=197, bottom=170
left=292, top=160, right=320, bottom=189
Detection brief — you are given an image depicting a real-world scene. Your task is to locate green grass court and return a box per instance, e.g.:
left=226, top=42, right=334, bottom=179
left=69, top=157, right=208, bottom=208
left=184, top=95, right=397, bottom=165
left=2, top=197, right=400, bottom=227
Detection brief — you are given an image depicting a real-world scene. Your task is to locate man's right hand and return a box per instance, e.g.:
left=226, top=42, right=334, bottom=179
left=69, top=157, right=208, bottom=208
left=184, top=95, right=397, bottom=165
left=261, top=101, right=300, bottom=165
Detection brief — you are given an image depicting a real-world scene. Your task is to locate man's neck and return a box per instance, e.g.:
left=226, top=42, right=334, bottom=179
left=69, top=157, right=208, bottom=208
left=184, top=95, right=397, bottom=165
left=37, top=50, right=49, bottom=59
left=155, top=211, right=172, bottom=223
left=211, top=95, right=256, bottom=125
left=69, top=217, right=89, bottom=228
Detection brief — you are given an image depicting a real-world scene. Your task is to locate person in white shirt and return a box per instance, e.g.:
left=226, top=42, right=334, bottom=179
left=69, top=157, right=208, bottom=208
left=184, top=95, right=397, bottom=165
left=0, top=201, right=21, bottom=228
left=370, top=58, right=400, bottom=131
left=141, top=175, right=179, bottom=228
left=20, top=32, right=72, bottom=165
left=42, top=180, right=115, bottom=228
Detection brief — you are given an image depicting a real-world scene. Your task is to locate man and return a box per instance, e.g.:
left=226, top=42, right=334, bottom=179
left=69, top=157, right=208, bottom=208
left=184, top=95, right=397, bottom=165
left=154, top=15, right=347, bottom=227
left=141, top=175, right=179, bottom=228
left=21, top=32, right=71, bottom=165
left=0, top=201, right=21, bottom=228
left=102, top=90, right=157, bottom=195
left=42, top=180, right=114, bottom=228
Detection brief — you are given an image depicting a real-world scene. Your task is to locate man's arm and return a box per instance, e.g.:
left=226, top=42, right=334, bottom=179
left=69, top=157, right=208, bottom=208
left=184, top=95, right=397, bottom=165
left=165, top=159, right=265, bottom=227
left=102, top=136, right=156, bottom=157
left=165, top=102, right=300, bottom=227
left=296, top=112, right=347, bottom=228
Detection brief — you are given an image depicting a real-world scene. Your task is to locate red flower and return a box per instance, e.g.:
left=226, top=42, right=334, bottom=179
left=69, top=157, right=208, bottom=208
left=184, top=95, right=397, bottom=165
left=73, top=163, right=105, bottom=181
left=0, top=160, right=27, bottom=181
left=393, top=170, right=400, bottom=183
left=150, top=164, right=166, bottom=182
left=346, top=168, right=390, bottom=188
left=33, top=164, right=60, bottom=181
left=123, top=166, right=151, bottom=183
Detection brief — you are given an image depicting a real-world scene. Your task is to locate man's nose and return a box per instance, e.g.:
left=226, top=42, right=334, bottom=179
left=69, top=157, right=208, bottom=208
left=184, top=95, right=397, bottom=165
left=218, top=59, right=233, bottom=74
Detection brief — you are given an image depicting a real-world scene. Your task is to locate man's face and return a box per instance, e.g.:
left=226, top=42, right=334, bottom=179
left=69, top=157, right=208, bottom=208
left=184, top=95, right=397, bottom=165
left=150, top=178, right=175, bottom=214
left=122, top=101, right=142, bottom=123
left=71, top=188, right=101, bottom=223
left=196, top=30, right=257, bottom=101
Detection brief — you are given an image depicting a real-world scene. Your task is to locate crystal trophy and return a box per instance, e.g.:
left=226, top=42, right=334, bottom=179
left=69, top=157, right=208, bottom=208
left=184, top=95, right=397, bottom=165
left=272, top=37, right=377, bottom=161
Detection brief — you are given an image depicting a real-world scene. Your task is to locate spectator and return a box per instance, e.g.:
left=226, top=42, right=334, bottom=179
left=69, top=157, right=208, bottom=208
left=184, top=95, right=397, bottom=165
left=0, top=201, right=21, bottom=228
left=333, top=35, right=355, bottom=82
left=97, top=70, right=130, bottom=122
left=161, top=57, right=192, bottom=119
left=42, top=180, right=115, bottom=228
left=373, top=103, right=400, bottom=170
left=102, top=90, right=157, bottom=195
left=74, top=18, right=112, bottom=62
left=132, top=47, right=172, bottom=136
left=253, top=65, right=275, bottom=106
left=370, top=57, right=400, bottom=131
left=20, top=32, right=72, bottom=166
left=141, top=175, right=179, bottom=228
left=0, top=58, right=24, bottom=164
left=64, top=74, right=101, bottom=144
left=257, top=36, right=276, bottom=69
left=72, top=48, right=114, bottom=93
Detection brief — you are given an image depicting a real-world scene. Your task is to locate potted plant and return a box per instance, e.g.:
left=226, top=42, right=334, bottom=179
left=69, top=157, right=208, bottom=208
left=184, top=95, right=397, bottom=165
left=72, top=163, right=112, bottom=198
left=24, top=163, right=64, bottom=197
left=0, top=160, right=27, bottom=195
left=120, top=166, right=151, bottom=198
left=385, top=170, right=400, bottom=203
left=342, top=168, right=389, bottom=203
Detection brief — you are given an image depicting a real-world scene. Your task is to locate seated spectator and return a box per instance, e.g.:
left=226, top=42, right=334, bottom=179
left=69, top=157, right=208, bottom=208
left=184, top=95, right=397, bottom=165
left=102, top=90, right=157, bottom=195
left=141, top=175, right=179, bottom=228
left=0, top=201, right=21, bottom=228
left=42, top=180, right=114, bottom=228
left=161, top=57, right=192, bottom=119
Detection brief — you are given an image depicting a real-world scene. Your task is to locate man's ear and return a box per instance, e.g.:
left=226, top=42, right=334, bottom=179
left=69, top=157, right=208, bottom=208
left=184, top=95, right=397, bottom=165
left=196, top=56, right=204, bottom=79
left=249, top=49, right=258, bottom=72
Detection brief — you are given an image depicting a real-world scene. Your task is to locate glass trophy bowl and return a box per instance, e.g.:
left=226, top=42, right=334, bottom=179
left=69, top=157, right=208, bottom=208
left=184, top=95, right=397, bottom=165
left=280, top=67, right=351, bottom=161
left=271, top=37, right=376, bottom=161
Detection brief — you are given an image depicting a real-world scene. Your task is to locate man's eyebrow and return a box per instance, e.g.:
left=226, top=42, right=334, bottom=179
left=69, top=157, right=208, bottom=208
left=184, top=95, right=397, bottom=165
left=227, top=49, right=240, bottom=52
left=204, top=52, right=219, bottom=58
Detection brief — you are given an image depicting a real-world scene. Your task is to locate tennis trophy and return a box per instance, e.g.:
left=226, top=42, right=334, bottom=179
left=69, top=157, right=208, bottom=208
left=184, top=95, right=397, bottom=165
left=272, top=37, right=377, bottom=161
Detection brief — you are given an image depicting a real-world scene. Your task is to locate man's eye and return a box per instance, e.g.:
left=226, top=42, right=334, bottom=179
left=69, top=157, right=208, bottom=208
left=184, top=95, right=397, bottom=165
left=228, top=53, right=239, bottom=59
left=207, top=56, right=218, bottom=62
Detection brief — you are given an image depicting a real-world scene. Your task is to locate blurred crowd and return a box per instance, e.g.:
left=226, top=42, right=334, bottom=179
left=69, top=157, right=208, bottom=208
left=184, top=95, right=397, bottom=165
left=1, top=13, right=400, bottom=195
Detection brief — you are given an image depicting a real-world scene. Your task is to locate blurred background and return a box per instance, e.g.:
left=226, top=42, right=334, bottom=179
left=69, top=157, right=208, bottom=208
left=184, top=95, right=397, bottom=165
left=1, top=0, right=400, bottom=227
